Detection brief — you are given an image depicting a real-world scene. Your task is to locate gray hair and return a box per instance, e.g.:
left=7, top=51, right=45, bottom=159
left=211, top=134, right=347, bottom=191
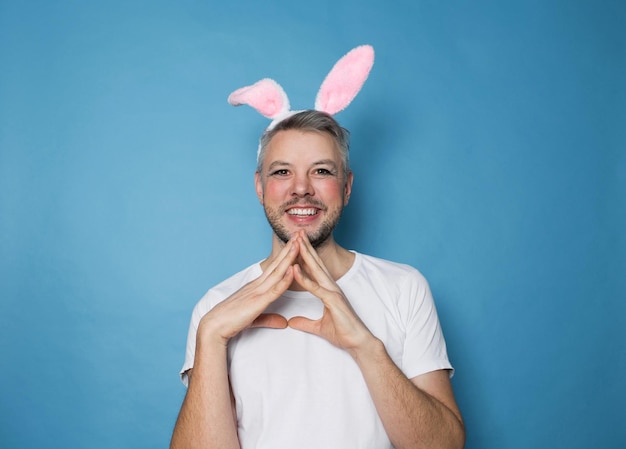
left=257, top=110, right=351, bottom=178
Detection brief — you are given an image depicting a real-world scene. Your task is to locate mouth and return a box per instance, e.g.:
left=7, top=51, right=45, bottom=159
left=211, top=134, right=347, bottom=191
left=286, top=207, right=319, bottom=217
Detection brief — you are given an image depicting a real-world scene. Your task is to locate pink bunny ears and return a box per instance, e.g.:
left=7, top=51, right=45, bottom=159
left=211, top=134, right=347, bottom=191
left=227, top=45, right=375, bottom=130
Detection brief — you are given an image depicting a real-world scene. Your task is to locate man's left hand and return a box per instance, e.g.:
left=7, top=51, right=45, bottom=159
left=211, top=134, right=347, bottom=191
left=287, top=231, right=377, bottom=356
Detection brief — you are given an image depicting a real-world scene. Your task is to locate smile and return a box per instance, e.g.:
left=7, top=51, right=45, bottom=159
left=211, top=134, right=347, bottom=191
left=287, top=208, right=319, bottom=216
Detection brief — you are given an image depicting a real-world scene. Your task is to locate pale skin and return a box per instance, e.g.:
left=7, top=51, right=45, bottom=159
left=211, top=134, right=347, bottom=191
left=170, top=130, right=465, bottom=449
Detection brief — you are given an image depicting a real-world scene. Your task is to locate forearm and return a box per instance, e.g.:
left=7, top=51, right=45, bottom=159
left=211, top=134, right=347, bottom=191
left=170, top=340, right=240, bottom=449
left=353, top=338, right=465, bottom=449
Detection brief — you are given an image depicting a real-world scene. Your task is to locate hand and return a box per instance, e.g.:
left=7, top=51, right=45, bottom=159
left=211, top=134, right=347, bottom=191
left=197, top=237, right=300, bottom=346
left=288, top=232, right=376, bottom=355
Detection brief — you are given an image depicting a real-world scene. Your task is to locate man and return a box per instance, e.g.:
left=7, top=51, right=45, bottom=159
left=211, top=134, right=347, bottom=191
left=170, top=111, right=465, bottom=449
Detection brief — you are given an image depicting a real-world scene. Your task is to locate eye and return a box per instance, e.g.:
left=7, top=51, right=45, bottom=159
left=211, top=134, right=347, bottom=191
left=270, top=169, right=290, bottom=176
left=314, top=168, right=334, bottom=176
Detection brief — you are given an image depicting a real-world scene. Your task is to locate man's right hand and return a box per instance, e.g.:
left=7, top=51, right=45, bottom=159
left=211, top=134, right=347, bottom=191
left=196, top=237, right=300, bottom=346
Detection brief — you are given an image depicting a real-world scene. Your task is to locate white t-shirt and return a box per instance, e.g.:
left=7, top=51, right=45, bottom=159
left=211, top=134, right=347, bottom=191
left=181, top=252, right=452, bottom=449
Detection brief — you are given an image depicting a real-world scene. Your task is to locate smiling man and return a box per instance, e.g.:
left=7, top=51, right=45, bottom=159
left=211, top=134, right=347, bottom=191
left=170, top=111, right=465, bottom=449
left=257, top=121, right=351, bottom=249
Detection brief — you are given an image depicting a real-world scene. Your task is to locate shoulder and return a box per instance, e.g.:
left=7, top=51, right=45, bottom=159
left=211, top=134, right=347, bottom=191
left=341, top=253, right=437, bottom=334
left=340, top=252, right=432, bottom=304
left=354, top=252, right=428, bottom=286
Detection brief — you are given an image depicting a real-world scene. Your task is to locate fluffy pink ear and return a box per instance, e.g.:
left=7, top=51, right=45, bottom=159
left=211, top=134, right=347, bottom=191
left=227, top=78, right=290, bottom=119
left=314, top=45, right=375, bottom=115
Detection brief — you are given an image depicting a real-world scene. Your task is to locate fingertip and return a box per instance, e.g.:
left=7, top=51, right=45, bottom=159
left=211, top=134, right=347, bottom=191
left=287, top=316, right=301, bottom=329
left=252, top=313, right=288, bottom=330
left=292, top=263, right=303, bottom=279
left=287, top=316, right=316, bottom=335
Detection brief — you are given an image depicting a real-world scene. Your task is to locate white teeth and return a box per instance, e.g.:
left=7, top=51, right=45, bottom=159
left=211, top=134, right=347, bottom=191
left=287, top=208, right=317, bottom=216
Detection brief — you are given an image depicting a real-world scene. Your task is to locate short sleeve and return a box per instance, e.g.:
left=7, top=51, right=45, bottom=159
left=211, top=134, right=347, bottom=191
left=179, top=299, right=211, bottom=386
left=401, top=272, right=453, bottom=379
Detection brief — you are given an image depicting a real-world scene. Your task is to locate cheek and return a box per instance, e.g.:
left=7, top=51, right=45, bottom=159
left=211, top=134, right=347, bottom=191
left=317, top=181, right=344, bottom=201
left=262, top=180, right=287, bottom=201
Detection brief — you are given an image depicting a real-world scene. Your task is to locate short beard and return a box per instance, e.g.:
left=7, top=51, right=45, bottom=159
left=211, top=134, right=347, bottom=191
left=263, top=199, right=343, bottom=249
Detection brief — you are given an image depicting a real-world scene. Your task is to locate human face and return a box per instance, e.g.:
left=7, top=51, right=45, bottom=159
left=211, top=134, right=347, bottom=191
left=255, top=129, right=353, bottom=248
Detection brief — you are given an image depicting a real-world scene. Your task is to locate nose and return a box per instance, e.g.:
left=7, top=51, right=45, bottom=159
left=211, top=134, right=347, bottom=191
left=291, top=172, right=314, bottom=197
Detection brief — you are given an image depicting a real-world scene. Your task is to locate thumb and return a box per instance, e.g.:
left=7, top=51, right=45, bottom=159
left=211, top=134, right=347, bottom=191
left=251, top=313, right=288, bottom=329
left=288, top=316, right=321, bottom=336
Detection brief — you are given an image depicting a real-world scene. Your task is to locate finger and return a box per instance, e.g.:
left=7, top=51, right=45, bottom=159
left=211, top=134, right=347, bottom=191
left=250, top=313, right=288, bottom=329
left=294, top=265, right=352, bottom=315
left=255, top=265, right=295, bottom=310
left=257, top=241, right=300, bottom=297
left=258, top=238, right=298, bottom=282
left=298, top=232, right=332, bottom=277
left=288, top=316, right=321, bottom=336
left=293, top=263, right=327, bottom=298
left=237, top=266, right=294, bottom=333
left=296, top=238, right=335, bottom=289
left=270, top=264, right=295, bottom=296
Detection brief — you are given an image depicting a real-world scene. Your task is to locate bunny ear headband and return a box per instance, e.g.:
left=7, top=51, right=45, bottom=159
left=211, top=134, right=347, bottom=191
left=227, top=45, right=375, bottom=157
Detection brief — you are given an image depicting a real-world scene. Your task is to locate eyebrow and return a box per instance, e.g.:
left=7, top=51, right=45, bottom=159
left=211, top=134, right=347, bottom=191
left=312, top=159, right=339, bottom=170
left=267, top=160, right=292, bottom=171
left=267, top=159, right=339, bottom=171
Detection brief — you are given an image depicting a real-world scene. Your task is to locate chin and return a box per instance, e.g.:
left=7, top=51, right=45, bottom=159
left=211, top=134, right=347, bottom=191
left=272, top=226, right=331, bottom=249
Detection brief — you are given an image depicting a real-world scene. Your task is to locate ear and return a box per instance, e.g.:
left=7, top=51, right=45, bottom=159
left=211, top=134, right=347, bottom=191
left=228, top=78, right=291, bottom=119
left=314, top=45, right=375, bottom=115
left=343, top=171, right=354, bottom=206
left=254, top=171, right=264, bottom=204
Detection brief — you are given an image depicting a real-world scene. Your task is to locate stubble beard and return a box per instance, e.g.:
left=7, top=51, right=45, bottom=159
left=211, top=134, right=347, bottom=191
left=263, top=198, right=343, bottom=249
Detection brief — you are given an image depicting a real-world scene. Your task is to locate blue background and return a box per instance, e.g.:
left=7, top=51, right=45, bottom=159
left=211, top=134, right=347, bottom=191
left=1, top=1, right=624, bottom=448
